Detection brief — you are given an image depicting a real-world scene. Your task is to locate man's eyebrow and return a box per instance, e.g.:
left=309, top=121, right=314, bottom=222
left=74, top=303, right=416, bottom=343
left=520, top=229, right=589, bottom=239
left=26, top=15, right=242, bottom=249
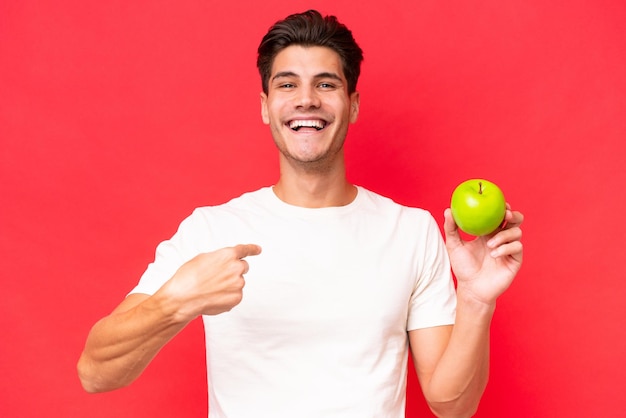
left=314, top=72, right=343, bottom=82
left=272, top=71, right=299, bottom=81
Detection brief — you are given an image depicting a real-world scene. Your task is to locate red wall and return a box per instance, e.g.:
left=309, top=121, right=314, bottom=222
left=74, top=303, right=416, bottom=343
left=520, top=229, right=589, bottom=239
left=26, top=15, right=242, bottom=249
left=2, top=0, right=625, bottom=416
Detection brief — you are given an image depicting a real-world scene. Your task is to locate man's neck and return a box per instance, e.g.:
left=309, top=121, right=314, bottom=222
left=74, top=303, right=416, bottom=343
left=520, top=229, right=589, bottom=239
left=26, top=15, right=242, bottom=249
left=273, top=166, right=356, bottom=209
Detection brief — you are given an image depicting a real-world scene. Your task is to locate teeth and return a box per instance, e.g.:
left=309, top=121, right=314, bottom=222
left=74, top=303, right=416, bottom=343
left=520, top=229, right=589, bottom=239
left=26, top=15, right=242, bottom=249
left=289, top=120, right=325, bottom=131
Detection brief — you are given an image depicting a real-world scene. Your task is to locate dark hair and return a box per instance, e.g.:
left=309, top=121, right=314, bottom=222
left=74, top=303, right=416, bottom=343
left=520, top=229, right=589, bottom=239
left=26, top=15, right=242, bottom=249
left=257, top=10, right=364, bottom=94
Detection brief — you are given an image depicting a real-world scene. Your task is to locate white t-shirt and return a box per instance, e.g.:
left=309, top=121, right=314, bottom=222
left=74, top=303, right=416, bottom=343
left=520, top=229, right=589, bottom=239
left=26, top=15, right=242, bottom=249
left=131, top=186, right=456, bottom=418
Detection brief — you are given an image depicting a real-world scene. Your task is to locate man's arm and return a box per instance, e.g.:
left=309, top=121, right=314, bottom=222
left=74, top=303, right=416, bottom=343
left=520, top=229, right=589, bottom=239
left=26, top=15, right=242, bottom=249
left=77, top=244, right=261, bottom=393
left=77, top=292, right=187, bottom=393
left=410, top=207, right=523, bottom=417
left=409, top=299, right=492, bottom=417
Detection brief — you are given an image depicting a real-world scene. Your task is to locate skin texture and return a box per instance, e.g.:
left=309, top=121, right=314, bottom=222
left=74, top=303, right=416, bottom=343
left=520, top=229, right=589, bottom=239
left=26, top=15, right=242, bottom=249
left=77, top=44, right=524, bottom=418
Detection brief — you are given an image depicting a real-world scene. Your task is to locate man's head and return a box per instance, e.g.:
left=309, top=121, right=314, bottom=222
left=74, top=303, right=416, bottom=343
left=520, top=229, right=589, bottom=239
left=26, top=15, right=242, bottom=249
left=257, top=10, right=363, bottom=95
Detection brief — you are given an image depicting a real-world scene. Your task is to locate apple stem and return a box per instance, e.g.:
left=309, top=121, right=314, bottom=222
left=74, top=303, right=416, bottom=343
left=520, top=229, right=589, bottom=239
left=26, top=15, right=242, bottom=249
left=479, top=181, right=483, bottom=194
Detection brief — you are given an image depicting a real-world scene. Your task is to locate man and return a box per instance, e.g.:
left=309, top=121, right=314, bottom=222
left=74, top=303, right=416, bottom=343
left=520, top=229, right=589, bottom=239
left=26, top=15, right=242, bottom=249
left=78, top=10, right=523, bottom=418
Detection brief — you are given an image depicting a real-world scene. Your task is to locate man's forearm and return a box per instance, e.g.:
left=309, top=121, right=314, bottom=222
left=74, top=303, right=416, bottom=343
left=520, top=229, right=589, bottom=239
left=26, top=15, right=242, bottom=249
left=77, top=294, right=189, bottom=393
left=425, top=291, right=495, bottom=417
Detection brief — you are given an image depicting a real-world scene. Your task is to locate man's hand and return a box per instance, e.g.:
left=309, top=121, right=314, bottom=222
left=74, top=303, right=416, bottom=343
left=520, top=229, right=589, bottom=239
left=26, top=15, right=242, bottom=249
left=443, top=205, right=523, bottom=306
left=77, top=243, right=261, bottom=392
left=158, top=244, right=262, bottom=321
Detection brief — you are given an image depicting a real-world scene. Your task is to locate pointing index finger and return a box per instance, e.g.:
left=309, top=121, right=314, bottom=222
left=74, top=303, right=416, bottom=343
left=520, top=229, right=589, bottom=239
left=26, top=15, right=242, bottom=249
left=233, top=244, right=262, bottom=259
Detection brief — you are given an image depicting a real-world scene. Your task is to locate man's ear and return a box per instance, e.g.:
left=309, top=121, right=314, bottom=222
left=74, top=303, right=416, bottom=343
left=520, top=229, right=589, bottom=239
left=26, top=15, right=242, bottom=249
left=350, top=91, right=360, bottom=123
left=260, top=92, right=269, bottom=125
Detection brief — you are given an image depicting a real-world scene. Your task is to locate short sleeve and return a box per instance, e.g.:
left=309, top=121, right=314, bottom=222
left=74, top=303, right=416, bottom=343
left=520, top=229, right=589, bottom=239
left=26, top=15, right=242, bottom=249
left=406, top=214, right=456, bottom=330
left=128, top=209, right=207, bottom=296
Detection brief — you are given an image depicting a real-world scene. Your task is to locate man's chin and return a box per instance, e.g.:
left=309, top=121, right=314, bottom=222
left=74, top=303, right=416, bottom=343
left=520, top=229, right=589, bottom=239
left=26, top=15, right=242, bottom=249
left=280, top=150, right=346, bottom=173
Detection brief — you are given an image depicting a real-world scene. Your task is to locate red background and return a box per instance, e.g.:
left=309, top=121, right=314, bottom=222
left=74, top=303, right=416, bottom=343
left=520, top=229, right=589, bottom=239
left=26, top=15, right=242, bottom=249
left=2, top=0, right=625, bottom=416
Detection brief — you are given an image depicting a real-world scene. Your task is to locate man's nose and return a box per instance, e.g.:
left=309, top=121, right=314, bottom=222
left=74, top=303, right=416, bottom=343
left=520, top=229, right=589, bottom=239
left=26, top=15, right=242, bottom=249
left=295, top=86, right=321, bottom=109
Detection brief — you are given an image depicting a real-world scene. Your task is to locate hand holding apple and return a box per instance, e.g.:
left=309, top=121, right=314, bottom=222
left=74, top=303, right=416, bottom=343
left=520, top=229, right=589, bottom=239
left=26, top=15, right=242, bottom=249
left=445, top=180, right=523, bottom=307
left=450, top=179, right=506, bottom=236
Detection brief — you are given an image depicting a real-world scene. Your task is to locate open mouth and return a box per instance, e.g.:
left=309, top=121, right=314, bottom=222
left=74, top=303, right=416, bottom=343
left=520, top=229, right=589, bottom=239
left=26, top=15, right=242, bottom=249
left=287, top=119, right=327, bottom=132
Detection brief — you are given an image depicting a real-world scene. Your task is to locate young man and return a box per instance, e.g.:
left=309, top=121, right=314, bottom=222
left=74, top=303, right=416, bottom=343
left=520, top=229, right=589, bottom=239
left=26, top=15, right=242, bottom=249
left=78, top=10, right=524, bottom=418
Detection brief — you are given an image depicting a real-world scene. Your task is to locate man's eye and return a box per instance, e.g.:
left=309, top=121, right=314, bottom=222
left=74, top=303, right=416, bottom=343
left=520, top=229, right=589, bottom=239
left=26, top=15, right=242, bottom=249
left=319, top=83, right=335, bottom=89
left=279, top=83, right=295, bottom=89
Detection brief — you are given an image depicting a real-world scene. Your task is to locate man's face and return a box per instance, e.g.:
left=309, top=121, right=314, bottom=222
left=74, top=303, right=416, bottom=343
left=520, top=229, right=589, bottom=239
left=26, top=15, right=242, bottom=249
left=260, top=45, right=360, bottom=171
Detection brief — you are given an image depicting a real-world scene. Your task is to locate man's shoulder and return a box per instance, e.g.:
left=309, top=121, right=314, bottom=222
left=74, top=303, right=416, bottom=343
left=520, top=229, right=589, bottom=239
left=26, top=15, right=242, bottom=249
left=356, top=186, right=431, bottom=217
left=195, top=187, right=272, bottom=211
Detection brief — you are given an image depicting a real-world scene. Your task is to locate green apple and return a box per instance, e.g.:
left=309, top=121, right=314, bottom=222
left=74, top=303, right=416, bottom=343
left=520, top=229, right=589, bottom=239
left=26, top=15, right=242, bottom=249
left=450, top=179, right=506, bottom=236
